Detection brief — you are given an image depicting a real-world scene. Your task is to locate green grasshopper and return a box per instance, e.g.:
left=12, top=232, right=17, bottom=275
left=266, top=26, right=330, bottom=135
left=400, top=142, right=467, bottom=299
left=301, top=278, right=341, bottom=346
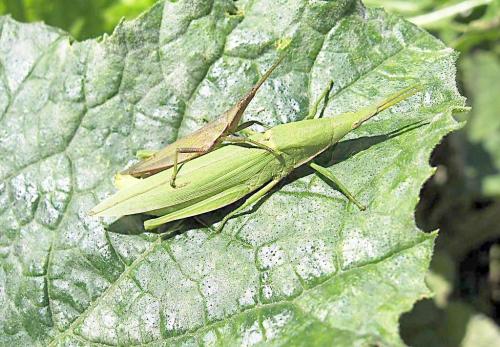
left=122, top=54, right=286, bottom=187
left=91, top=84, right=421, bottom=231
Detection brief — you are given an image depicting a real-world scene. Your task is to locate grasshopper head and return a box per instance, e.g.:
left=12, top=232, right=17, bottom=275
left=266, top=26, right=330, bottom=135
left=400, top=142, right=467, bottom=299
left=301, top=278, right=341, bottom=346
left=351, top=84, right=422, bottom=130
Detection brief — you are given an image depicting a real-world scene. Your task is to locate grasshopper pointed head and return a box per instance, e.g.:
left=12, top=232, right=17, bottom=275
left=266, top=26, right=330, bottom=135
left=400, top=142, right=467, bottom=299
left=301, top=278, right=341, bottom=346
left=328, top=84, right=422, bottom=144
left=349, top=84, right=422, bottom=130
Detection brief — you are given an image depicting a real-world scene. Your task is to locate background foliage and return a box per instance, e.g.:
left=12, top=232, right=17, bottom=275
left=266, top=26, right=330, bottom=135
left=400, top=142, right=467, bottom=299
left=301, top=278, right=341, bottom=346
left=0, top=0, right=158, bottom=40
left=0, top=0, right=498, bottom=346
left=364, top=0, right=500, bottom=345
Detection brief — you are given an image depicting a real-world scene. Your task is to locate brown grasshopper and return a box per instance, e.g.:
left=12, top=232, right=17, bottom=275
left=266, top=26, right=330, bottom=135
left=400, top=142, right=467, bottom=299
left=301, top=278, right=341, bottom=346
left=122, top=54, right=286, bottom=187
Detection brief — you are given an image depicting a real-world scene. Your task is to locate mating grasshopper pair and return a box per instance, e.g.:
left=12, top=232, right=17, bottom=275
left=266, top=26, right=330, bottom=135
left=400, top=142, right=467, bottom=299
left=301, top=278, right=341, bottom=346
left=90, top=54, right=421, bottom=231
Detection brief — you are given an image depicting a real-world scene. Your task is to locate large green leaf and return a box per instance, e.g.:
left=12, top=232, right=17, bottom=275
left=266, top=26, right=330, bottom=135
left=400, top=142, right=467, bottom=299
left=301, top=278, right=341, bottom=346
left=0, top=0, right=464, bottom=345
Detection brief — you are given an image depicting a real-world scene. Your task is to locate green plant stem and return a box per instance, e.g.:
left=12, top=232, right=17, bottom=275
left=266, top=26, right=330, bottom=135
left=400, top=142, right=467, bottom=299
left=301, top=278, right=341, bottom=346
left=410, top=0, right=493, bottom=27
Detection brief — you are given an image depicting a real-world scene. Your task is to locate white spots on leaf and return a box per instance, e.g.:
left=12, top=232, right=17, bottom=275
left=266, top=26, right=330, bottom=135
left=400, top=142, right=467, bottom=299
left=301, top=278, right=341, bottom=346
left=51, top=296, right=82, bottom=330
left=167, top=236, right=259, bottom=324
left=342, top=233, right=376, bottom=268
left=133, top=262, right=154, bottom=293
left=73, top=155, right=110, bottom=191
left=137, top=296, right=161, bottom=340
left=262, top=283, right=273, bottom=300
left=37, top=197, right=61, bottom=227
left=106, top=233, right=151, bottom=266
left=11, top=173, right=39, bottom=205
left=293, top=240, right=335, bottom=283
left=271, top=77, right=303, bottom=123
left=125, top=320, right=141, bottom=344
left=392, top=24, right=407, bottom=46
left=240, top=321, right=264, bottom=347
left=102, top=307, right=118, bottom=330
left=59, top=177, right=72, bottom=192
left=225, top=30, right=273, bottom=56
left=85, top=43, right=124, bottom=107
left=64, top=74, right=84, bottom=101
left=259, top=260, right=304, bottom=303
left=423, top=89, right=433, bottom=106
left=238, top=286, right=257, bottom=308
left=201, top=277, right=227, bottom=320
left=1, top=31, right=49, bottom=91
left=0, top=181, right=7, bottom=213
left=128, top=248, right=206, bottom=337
left=164, top=309, right=178, bottom=332
left=136, top=83, right=184, bottom=126
left=9, top=173, right=40, bottom=223
left=201, top=329, right=218, bottom=345
left=133, top=112, right=165, bottom=143
left=0, top=78, right=9, bottom=115
left=393, top=178, right=412, bottom=200
left=78, top=208, right=104, bottom=235
left=200, top=268, right=257, bottom=321
left=80, top=306, right=119, bottom=344
left=313, top=304, right=330, bottom=322
left=257, top=244, right=285, bottom=270
left=36, top=160, right=71, bottom=227
left=165, top=63, right=191, bottom=97
left=198, top=84, right=212, bottom=98
left=210, top=62, right=242, bottom=92
left=39, top=176, right=55, bottom=193
left=388, top=94, right=418, bottom=115
left=262, top=310, right=293, bottom=340
left=282, top=281, right=297, bottom=297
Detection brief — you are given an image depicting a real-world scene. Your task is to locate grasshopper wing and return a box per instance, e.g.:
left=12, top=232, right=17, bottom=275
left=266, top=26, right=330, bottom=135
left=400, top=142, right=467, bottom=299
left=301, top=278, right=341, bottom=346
left=144, top=183, right=251, bottom=230
left=91, top=144, right=278, bottom=218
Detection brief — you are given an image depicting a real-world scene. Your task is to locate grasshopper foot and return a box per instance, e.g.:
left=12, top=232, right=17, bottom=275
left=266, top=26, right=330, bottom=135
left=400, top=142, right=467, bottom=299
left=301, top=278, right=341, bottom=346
left=215, top=217, right=229, bottom=233
left=170, top=180, right=189, bottom=189
left=357, top=203, right=367, bottom=211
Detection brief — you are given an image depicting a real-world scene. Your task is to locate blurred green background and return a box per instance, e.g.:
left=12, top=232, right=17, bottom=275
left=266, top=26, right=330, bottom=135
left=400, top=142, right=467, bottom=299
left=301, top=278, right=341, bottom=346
left=0, top=0, right=158, bottom=40
left=1, top=0, right=498, bottom=345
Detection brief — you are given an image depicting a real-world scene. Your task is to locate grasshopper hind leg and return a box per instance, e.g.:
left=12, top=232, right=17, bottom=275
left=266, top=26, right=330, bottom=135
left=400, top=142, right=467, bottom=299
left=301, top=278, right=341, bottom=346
left=171, top=146, right=211, bottom=187
left=309, top=162, right=366, bottom=211
left=221, top=135, right=284, bottom=165
left=216, top=178, right=281, bottom=232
